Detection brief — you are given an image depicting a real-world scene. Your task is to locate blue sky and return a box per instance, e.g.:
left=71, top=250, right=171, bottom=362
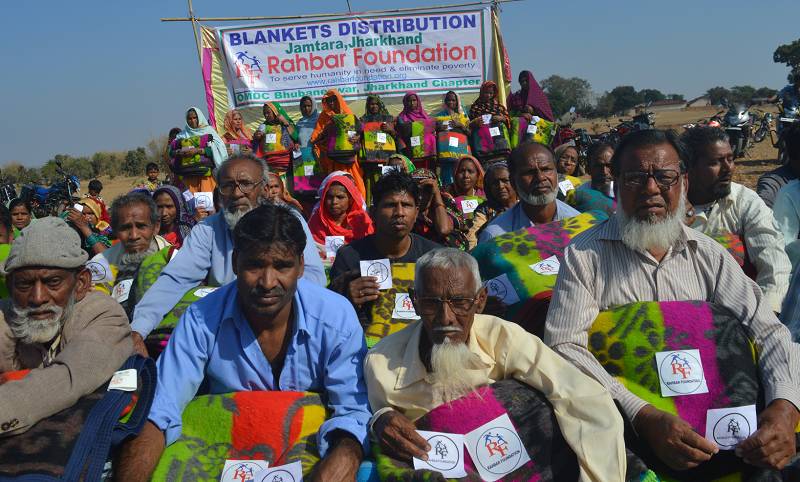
left=1, top=0, right=798, bottom=166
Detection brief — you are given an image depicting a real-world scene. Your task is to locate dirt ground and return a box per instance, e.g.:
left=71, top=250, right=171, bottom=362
left=92, top=175, right=146, bottom=201
left=575, top=105, right=783, bottom=190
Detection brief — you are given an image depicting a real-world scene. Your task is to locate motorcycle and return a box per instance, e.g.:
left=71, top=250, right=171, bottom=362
left=20, top=161, right=80, bottom=218
left=751, top=110, right=772, bottom=143
left=0, top=175, right=17, bottom=206
left=721, top=101, right=754, bottom=159
left=682, top=109, right=725, bottom=130
left=772, top=100, right=800, bottom=163
left=613, top=103, right=656, bottom=139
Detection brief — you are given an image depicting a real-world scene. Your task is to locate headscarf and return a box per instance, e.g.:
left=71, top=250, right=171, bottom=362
left=222, top=109, right=252, bottom=142
left=508, top=70, right=554, bottom=121
left=554, top=144, right=585, bottom=176
left=77, top=198, right=111, bottom=233
left=310, top=89, right=354, bottom=154
left=362, top=95, right=390, bottom=120
left=177, top=106, right=229, bottom=168
left=153, top=185, right=195, bottom=243
left=435, top=90, right=466, bottom=116
left=398, top=92, right=430, bottom=123
left=308, top=174, right=374, bottom=245
left=447, top=155, right=485, bottom=197
left=267, top=172, right=303, bottom=212
left=468, top=82, right=509, bottom=120
left=258, top=102, right=297, bottom=151
left=387, top=153, right=416, bottom=174
left=295, top=96, right=320, bottom=148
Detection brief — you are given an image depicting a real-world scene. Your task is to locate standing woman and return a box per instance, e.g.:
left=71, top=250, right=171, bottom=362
left=221, top=109, right=254, bottom=156
left=311, top=89, right=366, bottom=197
left=252, top=102, right=297, bottom=178
left=152, top=185, right=195, bottom=250
left=468, top=82, right=511, bottom=163
left=360, top=95, right=397, bottom=204
left=169, top=106, right=228, bottom=193
left=308, top=174, right=374, bottom=259
left=432, top=90, right=472, bottom=185
left=507, top=70, right=554, bottom=121
left=8, top=198, right=33, bottom=237
left=396, top=92, right=437, bottom=170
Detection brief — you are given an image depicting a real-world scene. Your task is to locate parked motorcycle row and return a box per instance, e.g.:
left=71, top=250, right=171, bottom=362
left=0, top=161, right=80, bottom=218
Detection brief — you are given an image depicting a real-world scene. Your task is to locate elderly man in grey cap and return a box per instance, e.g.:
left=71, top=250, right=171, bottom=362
left=0, top=217, right=132, bottom=437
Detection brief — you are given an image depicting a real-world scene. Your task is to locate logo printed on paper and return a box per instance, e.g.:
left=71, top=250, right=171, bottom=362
left=486, top=278, right=507, bottom=300
left=393, top=293, right=420, bottom=320
left=658, top=350, right=706, bottom=395
left=474, top=427, right=522, bottom=475
left=489, top=126, right=501, bottom=137
left=424, top=434, right=460, bottom=472
left=256, top=470, right=295, bottom=482
left=234, top=51, right=263, bottom=83
left=712, top=413, right=751, bottom=449
left=86, top=261, right=108, bottom=282
left=222, top=461, right=268, bottom=482
left=367, top=261, right=390, bottom=283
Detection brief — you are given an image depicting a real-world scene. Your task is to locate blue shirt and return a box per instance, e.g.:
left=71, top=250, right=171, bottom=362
left=477, top=199, right=581, bottom=243
left=131, top=210, right=325, bottom=337
left=147, top=279, right=371, bottom=455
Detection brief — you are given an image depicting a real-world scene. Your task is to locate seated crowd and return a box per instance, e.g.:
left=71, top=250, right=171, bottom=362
left=2, top=72, right=800, bottom=482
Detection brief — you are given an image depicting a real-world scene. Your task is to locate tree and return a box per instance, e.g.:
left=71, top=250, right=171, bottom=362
left=540, top=75, right=593, bottom=117
left=666, top=93, right=685, bottom=101
left=774, top=38, right=800, bottom=80
left=639, top=89, right=666, bottom=104
left=754, top=87, right=778, bottom=98
left=124, top=147, right=148, bottom=177
left=707, top=86, right=730, bottom=106
left=609, top=86, right=642, bottom=114
left=729, top=85, right=757, bottom=105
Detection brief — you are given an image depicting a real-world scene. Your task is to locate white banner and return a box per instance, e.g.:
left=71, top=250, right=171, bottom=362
left=215, top=8, right=494, bottom=107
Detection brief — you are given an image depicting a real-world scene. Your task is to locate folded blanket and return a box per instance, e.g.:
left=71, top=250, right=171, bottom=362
left=470, top=123, right=511, bottom=160
left=366, top=263, right=417, bottom=348
left=144, top=286, right=216, bottom=358
left=588, top=301, right=779, bottom=481
left=362, top=121, right=397, bottom=162
left=293, top=146, right=324, bottom=194
left=327, top=114, right=359, bottom=160
left=567, top=186, right=615, bottom=216
left=398, top=120, right=437, bottom=160
left=436, top=131, right=471, bottom=161
left=0, top=355, right=156, bottom=481
left=509, top=116, right=555, bottom=147
left=152, top=391, right=328, bottom=481
left=470, top=212, right=607, bottom=328
left=373, top=379, right=580, bottom=482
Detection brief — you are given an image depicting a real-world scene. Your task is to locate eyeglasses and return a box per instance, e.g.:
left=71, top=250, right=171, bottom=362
left=409, top=288, right=479, bottom=316
left=621, top=169, right=681, bottom=189
left=218, top=179, right=264, bottom=196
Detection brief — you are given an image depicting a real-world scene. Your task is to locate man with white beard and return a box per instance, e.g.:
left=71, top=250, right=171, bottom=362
left=478, top=142, right=580, bottom=243
left=364, top=248, right=626, bottom=481
left=129, top=155, right=324, bottom=356
left=544, top=129, right=800, bottom=471
left=0, top=217, right=131, bottom=436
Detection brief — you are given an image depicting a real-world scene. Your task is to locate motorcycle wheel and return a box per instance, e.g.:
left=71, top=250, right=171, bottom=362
left=754, top=126, right=767, bottom=143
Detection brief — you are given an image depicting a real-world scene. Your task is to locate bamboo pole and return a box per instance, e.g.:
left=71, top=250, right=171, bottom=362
left=187, top=0, right=203, bottom=66
left=160, top=0, right=523, bottom=22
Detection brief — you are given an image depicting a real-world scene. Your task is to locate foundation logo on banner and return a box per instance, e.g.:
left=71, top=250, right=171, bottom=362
left=235, top=51, right=263, bottom=83
left=654, top=349, right=709, bottom=397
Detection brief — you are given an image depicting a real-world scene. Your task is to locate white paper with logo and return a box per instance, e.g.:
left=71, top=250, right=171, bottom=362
left=464, top=413, right=530, bottom=481
left=360, top=258, right=392, bottom=290
left=413, top=430, right=467, bottom=478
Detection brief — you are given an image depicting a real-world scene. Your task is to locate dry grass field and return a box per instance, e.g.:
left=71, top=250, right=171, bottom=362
left=93, top=175, right=147, bottom=201
left=576, top=105, right=783, bottom=189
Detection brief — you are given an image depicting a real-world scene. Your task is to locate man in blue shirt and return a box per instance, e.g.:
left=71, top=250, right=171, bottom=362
left=116, top=203, right=370, bottom=481
left=130, top=155, right=325, bottom=355
left=478, top=142, right=580, bottom=243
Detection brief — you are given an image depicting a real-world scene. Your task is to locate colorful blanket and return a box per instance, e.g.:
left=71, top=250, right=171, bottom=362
left=327, top=114, right=359, bottom=160
left=170, top=135, right=214, bottom=177
left=293, top=146, right=324, bottom=194
left=0, top=244, right=10, bottom=298
left=470, top=123, right=511, bottom=160
left=470, top=212, right=607, bottom=328
left=366, top=263, right=417, bottom=348
left=436, top=131, right=471, bottom=161
left=398, top=120, right=436, bottom=161
left=567, top=186, right=616, bottom=216
left=362, top=121, right=397, bottom=162
left=134, top=245, right=176, bottom=303
left=509, top=116, right=555, bottom=147
left=373, top=379, right=580, bottom=482
left=144, top=286, right=217, bottom=358
left=588, top=301, right=779, bottom=481
left=0, top=355, right=155, bottom=481
left=152, top=391, right=328, bottom=481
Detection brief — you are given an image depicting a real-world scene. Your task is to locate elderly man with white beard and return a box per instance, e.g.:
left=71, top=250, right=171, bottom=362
left=128, top=155, right=324, bottom=356
left=544, top=129, right=800, bottom=472
left=478, top=142, right=580, bottom=243
left=364, top=248, right=626, bottom=481
left=0, top=217, right=132, bottom=436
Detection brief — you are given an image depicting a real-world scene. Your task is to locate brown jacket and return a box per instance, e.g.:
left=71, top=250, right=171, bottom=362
left=0, top=291, right=133, bottom=436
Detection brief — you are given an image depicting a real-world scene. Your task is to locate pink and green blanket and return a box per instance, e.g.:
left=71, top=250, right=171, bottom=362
left=152, top=391, right=329, bottom=481
left=589, top=301, right=780, bottom=481
left=470, top=212, right=607, bottom=328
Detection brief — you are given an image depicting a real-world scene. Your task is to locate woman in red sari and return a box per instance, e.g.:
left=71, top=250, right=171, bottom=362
left=308, top=174, right=374, bottom=259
